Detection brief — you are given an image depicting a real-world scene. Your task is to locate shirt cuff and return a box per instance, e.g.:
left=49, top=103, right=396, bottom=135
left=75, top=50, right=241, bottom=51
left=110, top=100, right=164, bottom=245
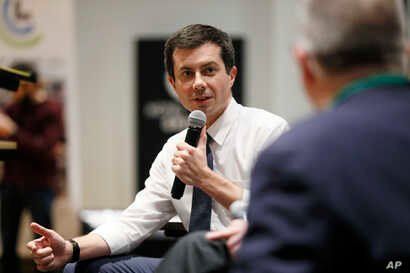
left=91, top=223, right=133, bottom=255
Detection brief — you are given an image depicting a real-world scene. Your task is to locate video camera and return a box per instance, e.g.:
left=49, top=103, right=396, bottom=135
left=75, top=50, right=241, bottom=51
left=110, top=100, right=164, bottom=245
left=0, top=66, right=36, bottom=92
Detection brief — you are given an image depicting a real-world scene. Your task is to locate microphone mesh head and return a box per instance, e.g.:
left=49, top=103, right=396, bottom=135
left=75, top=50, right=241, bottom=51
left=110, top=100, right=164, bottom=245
left=188, top=110, right=206, bottom=128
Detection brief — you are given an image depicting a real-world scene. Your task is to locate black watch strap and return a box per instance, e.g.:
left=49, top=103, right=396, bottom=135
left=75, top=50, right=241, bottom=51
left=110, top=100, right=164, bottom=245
left=69, top=239, right=80, bottom=263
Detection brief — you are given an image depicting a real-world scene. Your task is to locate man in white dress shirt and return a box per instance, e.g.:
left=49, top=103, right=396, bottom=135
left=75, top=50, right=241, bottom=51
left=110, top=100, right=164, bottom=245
left=26, top=24, right=288, bottom=273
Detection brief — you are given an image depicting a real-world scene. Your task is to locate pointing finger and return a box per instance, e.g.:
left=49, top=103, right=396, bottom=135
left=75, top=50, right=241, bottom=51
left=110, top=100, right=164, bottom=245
left=30, top=222, right=53, bottom=238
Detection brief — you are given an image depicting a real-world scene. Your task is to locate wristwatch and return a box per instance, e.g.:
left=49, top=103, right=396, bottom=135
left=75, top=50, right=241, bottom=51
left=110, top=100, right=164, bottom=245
left=68, top=239, right=80, bottom=263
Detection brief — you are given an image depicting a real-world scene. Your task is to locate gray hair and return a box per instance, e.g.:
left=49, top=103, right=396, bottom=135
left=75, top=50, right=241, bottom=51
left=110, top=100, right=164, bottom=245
left=298, top=0, right=407, bottom=73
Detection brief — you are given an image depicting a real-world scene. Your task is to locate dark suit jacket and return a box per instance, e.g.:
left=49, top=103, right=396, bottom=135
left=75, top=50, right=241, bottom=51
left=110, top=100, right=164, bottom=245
left=232, top=84, right=410, bottom=273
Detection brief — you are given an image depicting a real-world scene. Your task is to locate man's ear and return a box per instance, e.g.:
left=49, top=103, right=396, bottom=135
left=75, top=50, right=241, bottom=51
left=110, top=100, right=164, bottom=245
left=293, top=45, right=316, bottom=89
left=228, top=66, right=238, bottom=88
left=167, top=74, right=176, bottom=90
left=294, top=45, right=330, bottom=109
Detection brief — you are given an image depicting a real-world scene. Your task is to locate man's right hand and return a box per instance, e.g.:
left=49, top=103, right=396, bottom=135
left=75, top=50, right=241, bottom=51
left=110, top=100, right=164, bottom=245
left=206, top=219, right=248, bottom=258
left=26, top=222, right=72, bottom=272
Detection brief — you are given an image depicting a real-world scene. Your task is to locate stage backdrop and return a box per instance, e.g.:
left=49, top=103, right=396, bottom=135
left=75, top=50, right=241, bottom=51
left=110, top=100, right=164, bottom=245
left=136, top=38, right=244, bottom=190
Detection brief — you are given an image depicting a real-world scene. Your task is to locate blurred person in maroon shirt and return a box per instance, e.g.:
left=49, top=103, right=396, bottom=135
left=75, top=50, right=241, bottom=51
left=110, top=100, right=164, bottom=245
left=0, top=62, right=64, bottom=273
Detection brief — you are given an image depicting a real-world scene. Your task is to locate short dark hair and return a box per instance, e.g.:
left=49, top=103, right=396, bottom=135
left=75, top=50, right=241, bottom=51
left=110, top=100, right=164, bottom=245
left=164, top=24, right=235, bottom=79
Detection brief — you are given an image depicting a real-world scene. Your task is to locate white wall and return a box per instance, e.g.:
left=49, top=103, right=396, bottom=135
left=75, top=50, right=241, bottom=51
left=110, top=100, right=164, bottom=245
left=75, top=0, right=311, bottom=209
left=270, top=0, right=313, bottom=122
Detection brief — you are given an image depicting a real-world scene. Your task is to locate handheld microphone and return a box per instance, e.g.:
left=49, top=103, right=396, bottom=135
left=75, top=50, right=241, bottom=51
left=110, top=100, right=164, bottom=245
left=171, top=110, right=206, bottom=199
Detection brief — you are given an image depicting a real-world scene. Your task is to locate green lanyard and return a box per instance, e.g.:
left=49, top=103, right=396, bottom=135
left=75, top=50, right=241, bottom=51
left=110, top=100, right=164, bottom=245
left=333, top=74, right=409, bottom=107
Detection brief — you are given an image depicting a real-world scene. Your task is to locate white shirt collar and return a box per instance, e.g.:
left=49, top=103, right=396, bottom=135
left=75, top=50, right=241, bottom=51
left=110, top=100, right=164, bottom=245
left=207, top=97, right=240, bottom=146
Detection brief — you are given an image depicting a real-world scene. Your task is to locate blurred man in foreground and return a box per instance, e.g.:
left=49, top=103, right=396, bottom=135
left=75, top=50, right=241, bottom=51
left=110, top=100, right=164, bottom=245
left=232, top=0, right=410, bottom=272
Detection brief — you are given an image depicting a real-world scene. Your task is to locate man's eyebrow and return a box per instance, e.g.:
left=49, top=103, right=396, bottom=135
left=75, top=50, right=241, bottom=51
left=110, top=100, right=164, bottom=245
left=200, top=61, right=218, bottom=68
left=177, top=61, right=219, bottom=72
left=178, top=66, right=192, bottom=71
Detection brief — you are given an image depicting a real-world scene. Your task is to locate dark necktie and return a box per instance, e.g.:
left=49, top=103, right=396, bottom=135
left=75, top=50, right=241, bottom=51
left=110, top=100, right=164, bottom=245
left=189, top=136, right=213, bottom=232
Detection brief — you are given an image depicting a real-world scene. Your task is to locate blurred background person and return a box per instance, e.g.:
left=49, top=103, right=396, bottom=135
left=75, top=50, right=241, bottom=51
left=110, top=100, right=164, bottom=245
left=0, top=62, right=64, bottom=273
